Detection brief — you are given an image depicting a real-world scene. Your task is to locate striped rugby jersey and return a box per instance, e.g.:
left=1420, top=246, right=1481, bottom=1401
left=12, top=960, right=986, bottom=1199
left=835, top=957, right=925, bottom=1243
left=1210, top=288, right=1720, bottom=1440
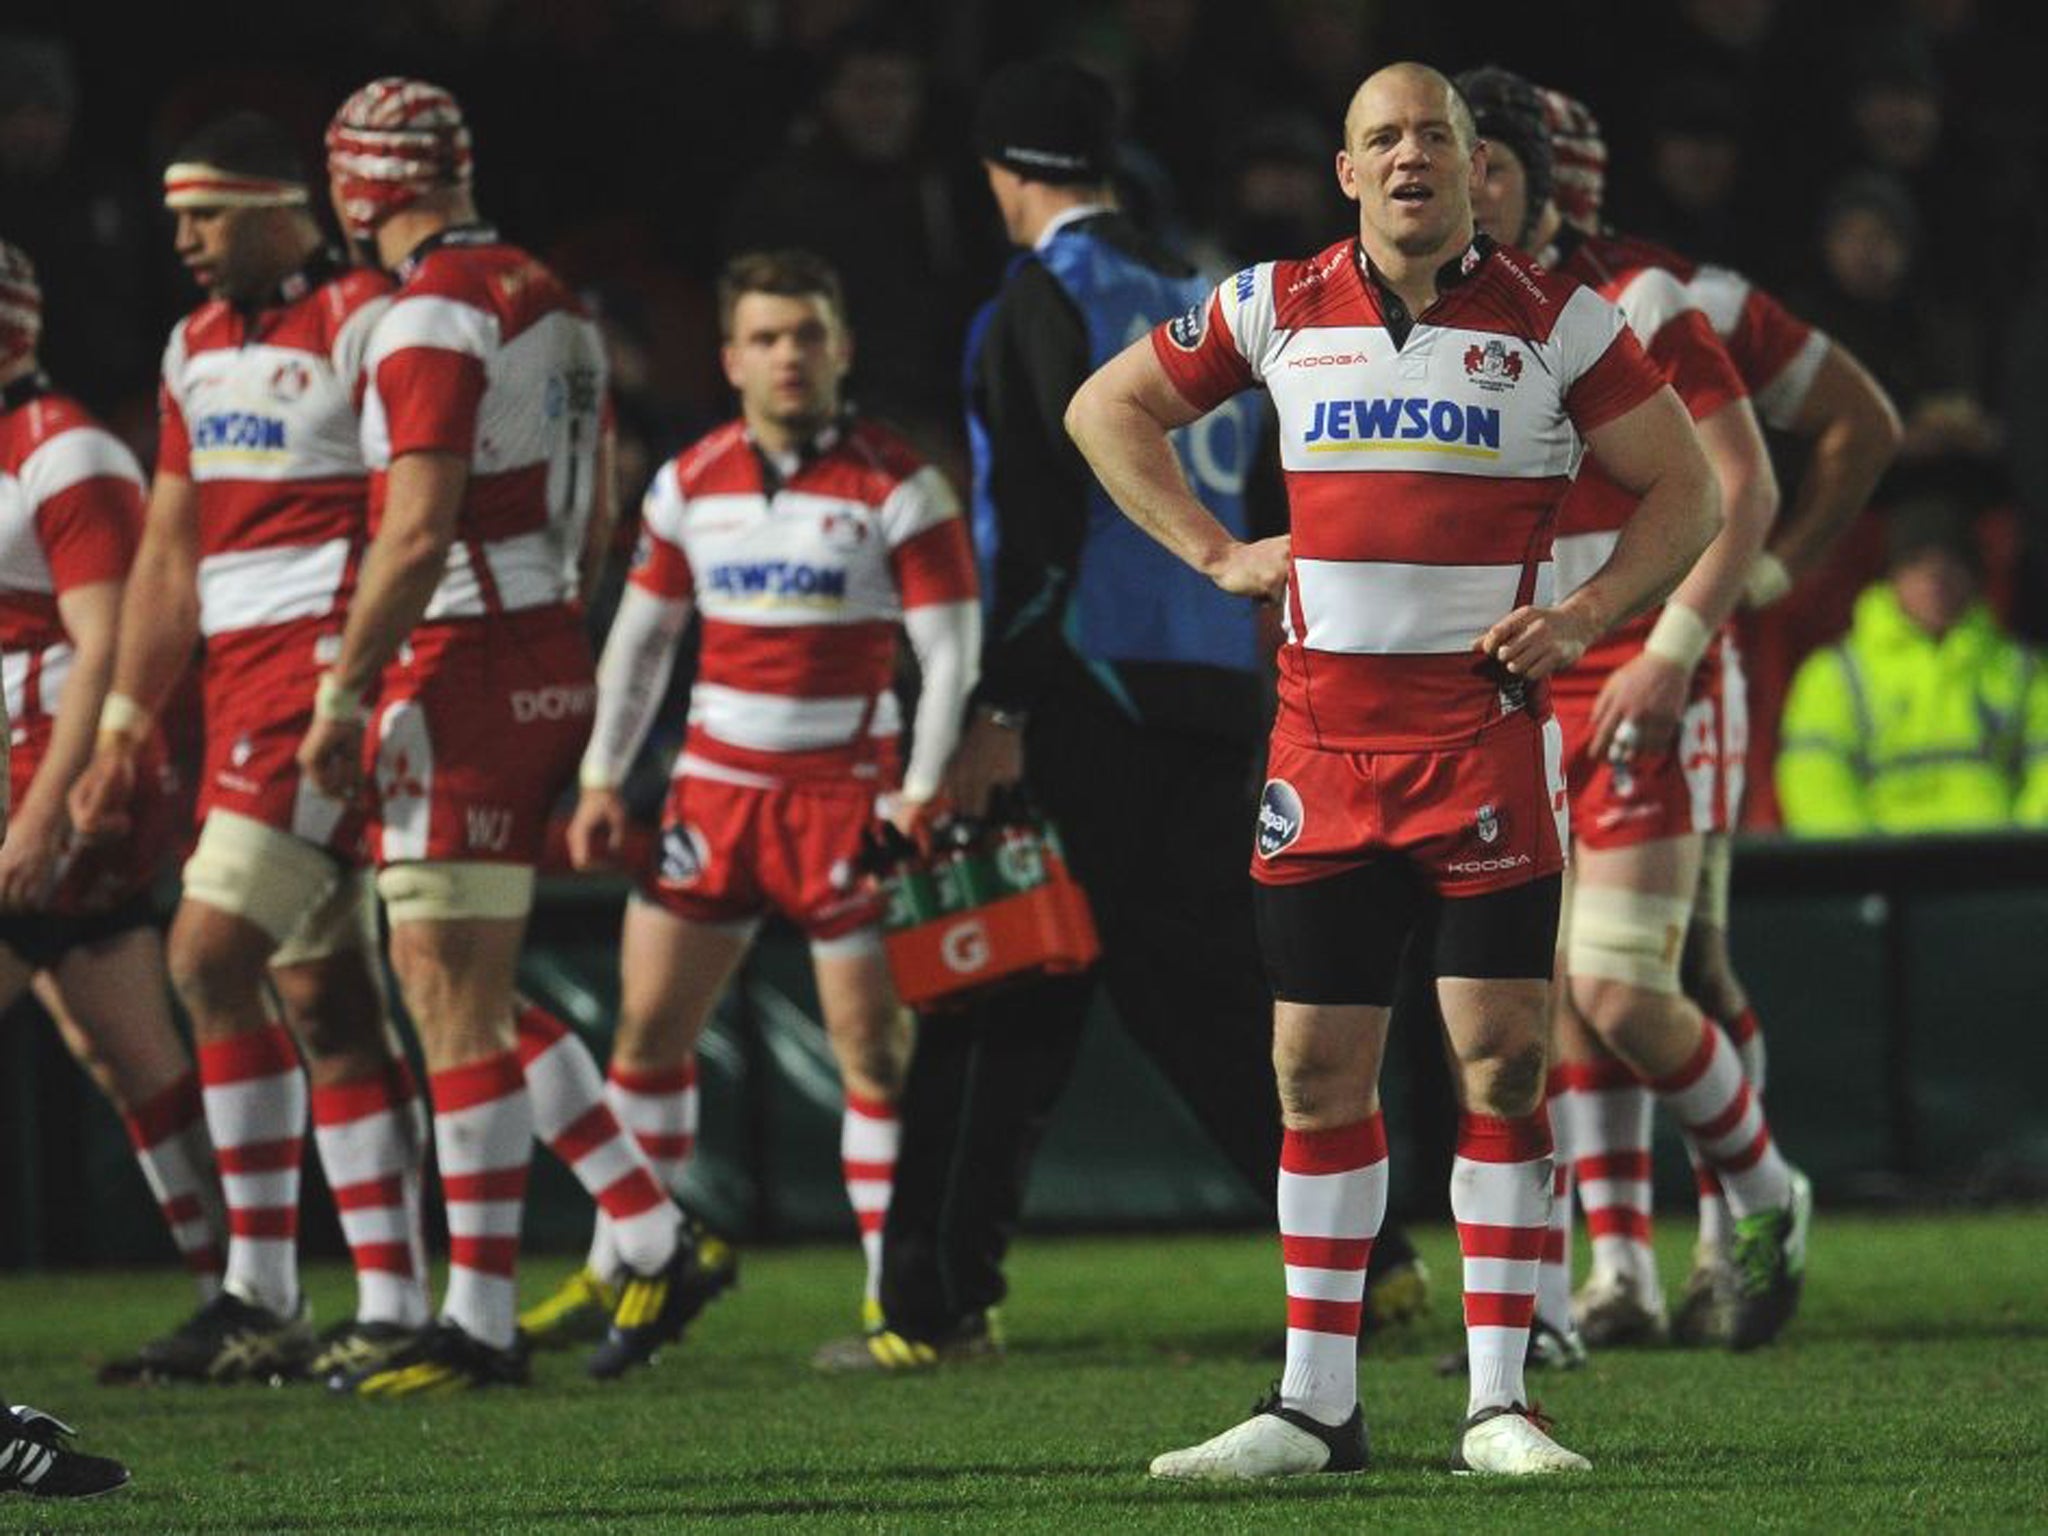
left=1, top=382, right=144, bottom=754
left=1154, top=235, right=1661, bottom=752
left=159, top=259, right=391, bottom=640
left=1548, top=231, right=1751, bottom=685
left=631, top=418, right=977, bottom=782
left=360, top=227, right=606, bottom=622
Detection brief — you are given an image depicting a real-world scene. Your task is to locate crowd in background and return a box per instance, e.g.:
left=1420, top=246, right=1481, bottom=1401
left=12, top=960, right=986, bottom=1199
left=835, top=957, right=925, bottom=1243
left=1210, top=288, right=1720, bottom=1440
left=5, top=0, right=2043, bottom=826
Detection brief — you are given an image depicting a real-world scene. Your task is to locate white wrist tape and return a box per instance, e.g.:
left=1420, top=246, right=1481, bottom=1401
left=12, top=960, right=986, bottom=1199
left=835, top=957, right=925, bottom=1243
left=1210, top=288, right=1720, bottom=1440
left=1644, top=602, right=1712, bottom=670
left=98, top=692, right=151, bottom=741
left=578, top=761, right=622, bottom=792
left=314, top=673, right=367, bottom=724
left=1743, top=551, right=1793, bottom=608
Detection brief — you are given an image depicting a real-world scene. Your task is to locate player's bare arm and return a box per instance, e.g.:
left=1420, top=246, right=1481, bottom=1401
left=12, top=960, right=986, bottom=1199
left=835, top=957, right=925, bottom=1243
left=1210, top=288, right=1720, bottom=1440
left=297, top=448, right=468, bottom=799
left=1592, top=397, right=1777, bottom=760
left=1485, top=385, right=1716, bottom=685
left=69, top=473, right=201, bottom=839
left=0, top=579, right=120, bottom=909
left=1754, top=343, right=1901, bottom=598
left=577, top=419, right=619, bottom=606
left=1066, top=336, right=1289, bottom=601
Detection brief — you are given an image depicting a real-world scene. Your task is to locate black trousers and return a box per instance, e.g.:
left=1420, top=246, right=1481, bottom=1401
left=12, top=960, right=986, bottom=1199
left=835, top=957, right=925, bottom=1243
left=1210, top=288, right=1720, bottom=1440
left=878, top=684, right=1415, bottom=1337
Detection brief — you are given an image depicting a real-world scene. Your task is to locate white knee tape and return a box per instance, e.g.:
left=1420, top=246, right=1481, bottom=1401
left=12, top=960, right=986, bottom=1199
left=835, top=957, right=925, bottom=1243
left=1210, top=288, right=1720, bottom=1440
left=809, top=925, right=884, bottom=962
left=376, top=861, right=535, bottom=922
left=182, top=811, right=343, bottom=946
left=1694, top=833, right=1733, bottom=931
left=1564, top=886, right=1693, bottom=994
left=271, top=869, right=378, bottom=967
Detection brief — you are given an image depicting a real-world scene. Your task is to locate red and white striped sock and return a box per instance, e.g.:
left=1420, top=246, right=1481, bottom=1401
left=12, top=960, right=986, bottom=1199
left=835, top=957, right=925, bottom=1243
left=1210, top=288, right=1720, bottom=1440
left=120, top=1071, right=225, bottom=1301
left=1695, top=1007, right=1768, bottom=1254
left=1277, top=1115, right=1386, bottom=1427
left=1535, top=1067, right=1577, bottom=1334
left=515, top=1004, right=677, bottom=1277
left=593, top=1058, right=698, bottom=1281
left=1453, top=1110, right=1554, bottom=1415
left=431, top=1051, right=534, bottom=1350
left=1652, top=1019, right=1790, bottom=1219
left=310, top=1059, right=430, bottom=1328
left=841, top=1092, right=900, bottom=1310
left=198, top=1022, right=306, bottom=1315
left=1573, top=1054, right=1659, bottom=1292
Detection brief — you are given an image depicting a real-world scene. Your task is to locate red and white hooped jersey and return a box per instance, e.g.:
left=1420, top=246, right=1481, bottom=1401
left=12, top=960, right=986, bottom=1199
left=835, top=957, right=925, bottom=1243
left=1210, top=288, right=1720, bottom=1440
left=159, top=260, right=392, bottom=640
left=359, top=227, right=606, bottom=623
left=1608, top=237, right=1828, bottom=431
left=1, top=383, right=144, bottom=760
left=1547, top=233, right=1751, bottom=691
left=1153, top=235, right=1662, bottom=752
left=631, top=417, right=976, bottom=782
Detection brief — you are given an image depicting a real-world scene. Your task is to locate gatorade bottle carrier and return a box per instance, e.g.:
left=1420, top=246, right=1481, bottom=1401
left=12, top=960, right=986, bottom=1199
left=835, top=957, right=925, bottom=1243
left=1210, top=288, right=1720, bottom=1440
left=865, top=805, right=1100, bottom=1010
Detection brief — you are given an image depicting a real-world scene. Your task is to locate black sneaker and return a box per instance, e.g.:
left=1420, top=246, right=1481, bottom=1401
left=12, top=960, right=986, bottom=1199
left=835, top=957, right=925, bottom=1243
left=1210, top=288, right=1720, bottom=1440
left=98, top=1290, right=314, bottom=1384
left=586, top=1222, right=739, bottom=1381
left=300, top=1320, right=422, bottom=1387
left=1434, top=1315, right=1587, bottom=1377
left=1730, top=1168, right=1812, bottom=1351
left=0, top=1405, right=130, bottom=1499
left=343, top=1321, right=531, bottom=1398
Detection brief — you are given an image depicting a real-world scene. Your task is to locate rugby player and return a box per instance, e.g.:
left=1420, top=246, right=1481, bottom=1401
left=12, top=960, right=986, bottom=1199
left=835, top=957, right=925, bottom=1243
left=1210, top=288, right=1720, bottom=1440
left=1068, top=63, right=1715, bottom=1478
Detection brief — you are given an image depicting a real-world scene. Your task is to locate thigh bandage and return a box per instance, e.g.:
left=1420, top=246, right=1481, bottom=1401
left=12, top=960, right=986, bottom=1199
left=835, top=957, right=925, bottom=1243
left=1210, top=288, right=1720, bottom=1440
left=1563, top=885, right=1693, bottom=994
left=1693, top=833, right=1733, bottom=931
left=376, top=861, right=536, bottom=923
left=809, top=925, right=884, bottom=961
left=271, top=869, right=377, bottom=967
left=182, top=811, right=343, bottom=946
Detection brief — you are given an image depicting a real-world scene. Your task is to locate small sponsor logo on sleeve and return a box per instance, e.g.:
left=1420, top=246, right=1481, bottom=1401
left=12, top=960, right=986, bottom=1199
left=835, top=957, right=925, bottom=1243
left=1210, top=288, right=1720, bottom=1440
left=1167, top=300, right=1207, bottom=350
left=1256, top=778, right=1304, bottom=858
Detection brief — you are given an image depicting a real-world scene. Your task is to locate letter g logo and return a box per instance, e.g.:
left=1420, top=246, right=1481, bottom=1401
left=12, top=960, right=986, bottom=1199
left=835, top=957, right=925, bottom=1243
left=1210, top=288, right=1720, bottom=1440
left=940, top=920, right=991, bottom=975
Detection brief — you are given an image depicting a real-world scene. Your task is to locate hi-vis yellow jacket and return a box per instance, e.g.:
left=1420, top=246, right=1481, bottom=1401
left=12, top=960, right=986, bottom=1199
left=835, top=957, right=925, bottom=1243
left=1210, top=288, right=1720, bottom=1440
left=1777, top=585, right=2048, bottom=834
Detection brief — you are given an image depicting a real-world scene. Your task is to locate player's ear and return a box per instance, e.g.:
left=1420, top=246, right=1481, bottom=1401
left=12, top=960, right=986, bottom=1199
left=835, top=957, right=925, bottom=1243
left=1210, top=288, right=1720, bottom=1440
left=1335, top=149, right=1360, bottom=204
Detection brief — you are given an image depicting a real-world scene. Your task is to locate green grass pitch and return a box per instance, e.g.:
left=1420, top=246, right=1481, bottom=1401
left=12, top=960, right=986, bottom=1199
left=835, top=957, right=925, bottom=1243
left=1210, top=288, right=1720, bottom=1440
left=1, top=1211, right=2043, bottom=1531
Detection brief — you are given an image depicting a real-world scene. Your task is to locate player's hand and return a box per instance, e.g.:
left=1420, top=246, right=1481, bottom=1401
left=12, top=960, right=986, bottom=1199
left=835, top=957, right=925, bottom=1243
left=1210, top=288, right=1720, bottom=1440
left=945, top=711, right=1025, bottom=819
left=298, top=714, right=366, bottom=802
left=0, top=808, right=64, bottom=911
left=1476, top=603, right=1597, bottom=681
left=884, top=794, right=939, bottom=842
left=1589, top=651, right=1690, bottom=762
left=1207, top=535, right=1291, bottom=604
left=68, top=745, right=137, bottom=841
left=566, top=788, right=629, bottom=871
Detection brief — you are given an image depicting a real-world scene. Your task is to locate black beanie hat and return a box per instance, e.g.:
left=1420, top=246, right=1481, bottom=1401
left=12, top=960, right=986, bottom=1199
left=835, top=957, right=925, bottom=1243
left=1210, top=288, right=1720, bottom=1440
left=973, top=58, right=1115, bottom=185
left=1455, top=65, right=1555, bottom=247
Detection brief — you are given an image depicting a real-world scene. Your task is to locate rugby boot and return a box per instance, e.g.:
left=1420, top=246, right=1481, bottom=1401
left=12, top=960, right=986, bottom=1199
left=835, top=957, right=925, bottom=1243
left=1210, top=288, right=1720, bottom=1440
left=300, top=1320, right=422, bottom=1388
left=1149, top=1388, right=1369, bottom=1481
left=0, top=1406, right=130, bottom=1499
left=1730, top=1167, right=1812, bottom=1351
left=586, top=1221, right=738, bottom=1380
left=344, top=1322, right=530, bottom=1397
left=97, top=1289, right=314, bottom=1384
left=1453, top=1403, right=1591, bottom=1475
left=810, top=1310, right=1004, bottom=1373
left=518, top=1266, right=618, bottom=1350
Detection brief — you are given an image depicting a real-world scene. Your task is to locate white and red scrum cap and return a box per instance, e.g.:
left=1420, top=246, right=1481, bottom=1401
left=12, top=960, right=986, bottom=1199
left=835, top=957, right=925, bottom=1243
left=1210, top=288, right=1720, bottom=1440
left=0, top=240, right=40, bottom=367
left=1541, top=87, right=1607, bottom=233
left=325, top=77, right=473, bottom=238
